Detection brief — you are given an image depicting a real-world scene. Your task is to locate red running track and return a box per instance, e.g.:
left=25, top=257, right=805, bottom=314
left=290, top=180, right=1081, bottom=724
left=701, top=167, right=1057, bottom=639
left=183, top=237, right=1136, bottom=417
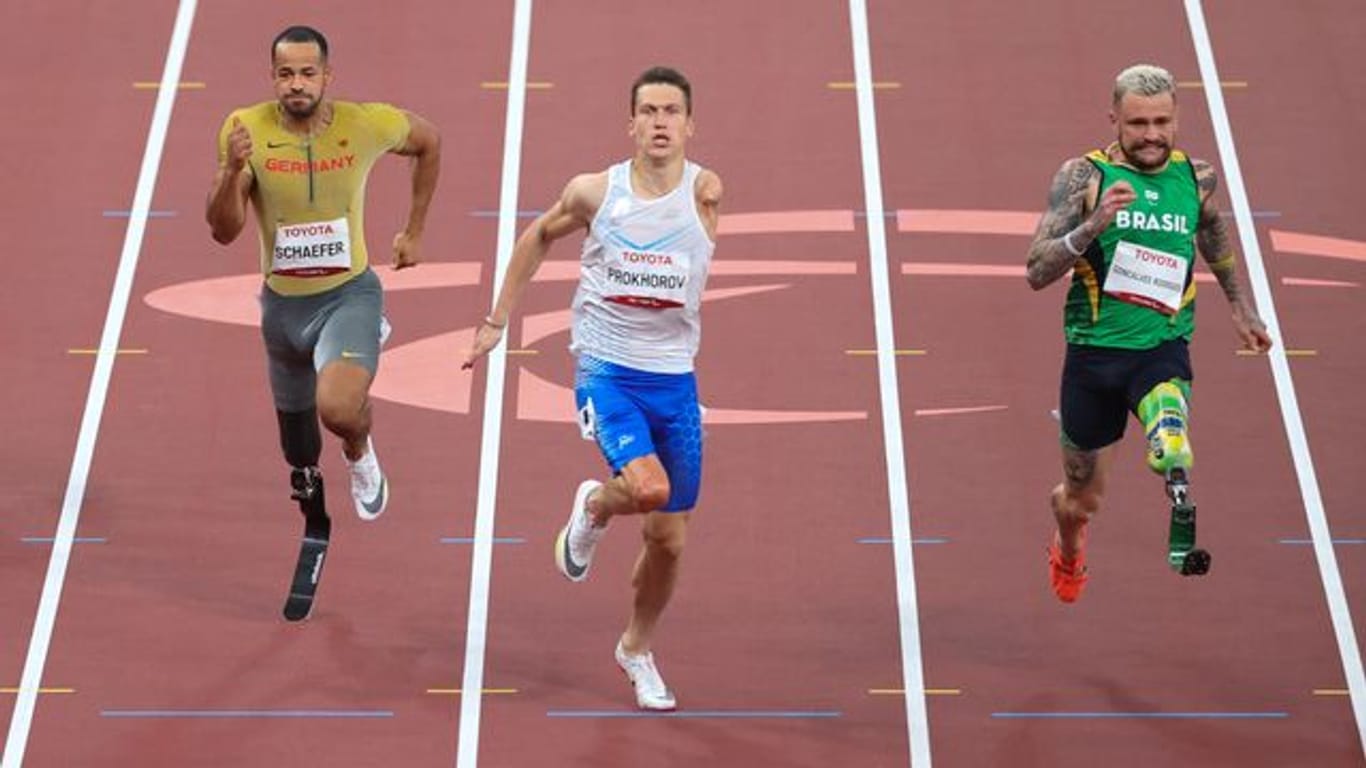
left=3, top=1, right=1364, bottom=766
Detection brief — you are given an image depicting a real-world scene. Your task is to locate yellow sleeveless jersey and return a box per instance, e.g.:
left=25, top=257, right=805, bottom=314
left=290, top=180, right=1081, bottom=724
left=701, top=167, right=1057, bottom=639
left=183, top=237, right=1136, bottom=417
left=217, top=101, right=410, bottom=296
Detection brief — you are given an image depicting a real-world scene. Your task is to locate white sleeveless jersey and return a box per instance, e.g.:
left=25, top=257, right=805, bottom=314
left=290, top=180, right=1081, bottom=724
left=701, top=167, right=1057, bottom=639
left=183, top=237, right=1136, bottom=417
left=570, top=159, right=716, bottom=373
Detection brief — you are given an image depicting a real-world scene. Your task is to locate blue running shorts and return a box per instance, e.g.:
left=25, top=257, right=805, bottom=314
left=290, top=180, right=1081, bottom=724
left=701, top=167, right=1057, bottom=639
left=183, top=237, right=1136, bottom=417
left=574, top=355, right=703, bottom=512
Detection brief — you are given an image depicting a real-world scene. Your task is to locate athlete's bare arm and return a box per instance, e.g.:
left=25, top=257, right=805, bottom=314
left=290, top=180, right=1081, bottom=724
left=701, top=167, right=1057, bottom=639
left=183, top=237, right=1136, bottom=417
left=1026, top=157, right=1136, bottom=290
left=389, top=110, right=442, bottom=270
left=1192, top=158, right=1273, bottom=352
left=461, top=171, right=608, bottom=369
left=206, top=116, right=255, bottom=244
left=694, top=169, right=723, bottom=241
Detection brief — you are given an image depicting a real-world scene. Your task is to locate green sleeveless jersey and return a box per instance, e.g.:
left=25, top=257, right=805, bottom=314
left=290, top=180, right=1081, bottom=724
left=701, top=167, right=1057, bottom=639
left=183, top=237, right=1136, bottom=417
left=1063, top=148, right=1201, bottom=349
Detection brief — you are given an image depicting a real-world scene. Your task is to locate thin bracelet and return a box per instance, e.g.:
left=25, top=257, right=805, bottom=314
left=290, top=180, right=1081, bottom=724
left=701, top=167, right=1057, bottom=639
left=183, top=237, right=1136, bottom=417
left=1062, top=230, right=1087, bottom=257
left=482, top=315, right=506, bottom=330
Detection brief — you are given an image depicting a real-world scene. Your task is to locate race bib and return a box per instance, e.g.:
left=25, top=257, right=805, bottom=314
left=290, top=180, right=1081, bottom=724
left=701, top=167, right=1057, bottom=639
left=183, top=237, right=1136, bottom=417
left=1103, top=240, right=1188, bottom=315
left=603, top=249, right=691, bottom=309
left=272, top=217, right=351, bottom=277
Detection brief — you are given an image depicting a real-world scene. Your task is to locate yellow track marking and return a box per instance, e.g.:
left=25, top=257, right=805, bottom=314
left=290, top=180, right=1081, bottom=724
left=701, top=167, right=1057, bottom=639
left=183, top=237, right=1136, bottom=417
left=1177, top=81, right=1248, bottom=89
left=828, top=82, right=901, bottom=90
left=133, top=81, right=205, bottom=90
left=1, top=688, right=74, bottom=694
left=505, top=349, right=539, bottom=356
left=480, top=82, right=553, bottom=90
left=868, top=688, right=961, bottom=696
left=1313, top=689, right=1349, bottom=696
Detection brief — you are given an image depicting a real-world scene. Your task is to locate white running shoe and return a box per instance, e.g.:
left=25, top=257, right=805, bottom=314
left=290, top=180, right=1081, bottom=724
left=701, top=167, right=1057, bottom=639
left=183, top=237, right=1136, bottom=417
left=554, top=480, right=605, bottom=582
left=615, top=640, right=676, bottom=711
left=346, top=436, right=389, bottom=521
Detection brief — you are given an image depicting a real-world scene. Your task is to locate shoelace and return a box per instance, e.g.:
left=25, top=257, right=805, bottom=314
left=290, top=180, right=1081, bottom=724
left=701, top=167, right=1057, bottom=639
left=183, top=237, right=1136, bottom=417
left=350, top=454, right=380, bottom=498
left=624, top=654, right=667, bottom=695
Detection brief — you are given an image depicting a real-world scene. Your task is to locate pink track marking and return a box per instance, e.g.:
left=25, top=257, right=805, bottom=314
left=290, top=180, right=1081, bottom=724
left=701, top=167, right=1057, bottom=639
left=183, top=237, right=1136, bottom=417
left=718, top=209, right=855, bottom=235
left=1271, top=229, right=1366, bottom=263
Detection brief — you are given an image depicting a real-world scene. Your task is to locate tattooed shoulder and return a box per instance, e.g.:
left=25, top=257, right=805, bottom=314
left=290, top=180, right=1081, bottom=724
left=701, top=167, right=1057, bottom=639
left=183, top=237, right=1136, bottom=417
left=1039, top=157, right=1098, bottom=237
left=1191, top=158, right=1219, bottom=198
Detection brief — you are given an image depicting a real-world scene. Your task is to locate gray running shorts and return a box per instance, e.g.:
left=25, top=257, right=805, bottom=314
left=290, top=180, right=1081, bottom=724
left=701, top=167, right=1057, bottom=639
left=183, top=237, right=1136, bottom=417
left=259, top=268, right=384, bottom=412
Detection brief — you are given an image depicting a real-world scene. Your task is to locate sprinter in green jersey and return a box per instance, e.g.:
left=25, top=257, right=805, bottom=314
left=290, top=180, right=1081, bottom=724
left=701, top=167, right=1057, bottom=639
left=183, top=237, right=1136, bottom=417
left=1025, top=64, right=1272, bottom=603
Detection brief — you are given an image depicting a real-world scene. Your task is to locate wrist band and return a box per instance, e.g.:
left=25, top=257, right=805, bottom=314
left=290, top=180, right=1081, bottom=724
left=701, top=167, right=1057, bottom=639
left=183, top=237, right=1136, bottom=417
left=1208, top=254, right=1237, bottom=272
left=1062, top=230, right=1086, bottom=257
left=483, top=315, right=506, bottom=330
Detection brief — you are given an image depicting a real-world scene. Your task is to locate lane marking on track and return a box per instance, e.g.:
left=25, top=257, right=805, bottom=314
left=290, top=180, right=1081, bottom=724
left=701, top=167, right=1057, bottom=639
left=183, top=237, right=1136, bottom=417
left=828, top=81, right=901, bottom=90
left=992, top=711, right=1286, bottom=719
left=3, top=3, right=198, bottom=767
left=1177, top=80, right=1248, bottom=89
left=848, top=2, right=932, bottom=765
left=427, top=689, right=518, bottom=695
left=480, top=81, right=552, bottom=90
left=1282, top=277, right=1358, bottom=288
left=103, top=210, right=178, bottom=218
left=457, top=2, right=533, bottom=767
left=858, top=537, right=950, bottom=545
left=1237, top=349, right=1316, bottom=357
left=505, top=349, right=538, bottom=355
left=914, top=405, right=1007, bottom=417
left=845, top=349, right=926, bottom=356
left=1316, top=690, right=1351, bottom=696
left=132, top=81, right=204, bottom=89
left=546, top=710, right=842, bottom=719
left=869, top=689, right=962, bottom=696
left=100, top=710, right=393, bottom=718
left=67, top=349, right=147, bottom=356
left=1185, top=1, right=1366, bottom=753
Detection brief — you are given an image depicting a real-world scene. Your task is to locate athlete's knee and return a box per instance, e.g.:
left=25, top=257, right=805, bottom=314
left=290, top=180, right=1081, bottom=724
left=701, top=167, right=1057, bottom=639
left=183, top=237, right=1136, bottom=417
left=276, top=408, right=321, bottom=468
left=1139, top=380, right=1194, bottom=475
left=316, top=387, right=368, bottom=434
left=630, top=476, right=671, bottom=514
left=1053, top=482, right=1101, bottom=523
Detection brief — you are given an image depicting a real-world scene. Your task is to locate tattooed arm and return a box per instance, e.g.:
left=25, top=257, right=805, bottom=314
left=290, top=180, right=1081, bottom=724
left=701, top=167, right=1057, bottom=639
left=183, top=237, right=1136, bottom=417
left=1026, top=157, right=1134, bottom=290
left=1192, top=159, right=1273, bottom=352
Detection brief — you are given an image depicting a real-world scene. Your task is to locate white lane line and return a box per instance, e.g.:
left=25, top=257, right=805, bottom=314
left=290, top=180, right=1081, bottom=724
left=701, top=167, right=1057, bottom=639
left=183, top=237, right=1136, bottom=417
left=847, top=2, right=932, bottom=765
left=1184, top=0, right=1366, bottom=757
left=1, top=2, right=199, bottom=766
left=456, top=1, right=532, bottom=767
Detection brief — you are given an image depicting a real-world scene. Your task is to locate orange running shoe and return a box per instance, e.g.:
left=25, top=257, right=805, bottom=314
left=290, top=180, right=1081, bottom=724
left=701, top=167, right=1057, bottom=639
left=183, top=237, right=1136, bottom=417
left=1048, top=527, right=1088, bottom=603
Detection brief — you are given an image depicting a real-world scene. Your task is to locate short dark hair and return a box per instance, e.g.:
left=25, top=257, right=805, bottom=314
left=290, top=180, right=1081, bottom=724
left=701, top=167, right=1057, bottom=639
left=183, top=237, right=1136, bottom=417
left=631, top=66, right=692, bottom=115
left=271, top=25, right=329, bottom=63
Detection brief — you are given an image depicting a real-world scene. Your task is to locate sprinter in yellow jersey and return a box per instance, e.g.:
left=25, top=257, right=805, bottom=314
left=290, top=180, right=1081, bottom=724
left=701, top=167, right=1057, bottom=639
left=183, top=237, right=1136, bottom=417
left=1026, top=64, right=1271, bottom=603
left=206, top=26, right=439, bottom=615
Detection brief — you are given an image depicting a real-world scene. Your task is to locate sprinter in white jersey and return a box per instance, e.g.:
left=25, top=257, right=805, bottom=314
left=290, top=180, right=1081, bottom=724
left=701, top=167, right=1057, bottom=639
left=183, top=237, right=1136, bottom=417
left=463, top=67, right=721, bottom=711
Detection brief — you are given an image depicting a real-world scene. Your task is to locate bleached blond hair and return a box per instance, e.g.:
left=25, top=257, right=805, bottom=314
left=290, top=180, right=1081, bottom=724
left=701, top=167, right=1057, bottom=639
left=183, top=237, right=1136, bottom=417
left=1113, top=64, right=1176, bottom=105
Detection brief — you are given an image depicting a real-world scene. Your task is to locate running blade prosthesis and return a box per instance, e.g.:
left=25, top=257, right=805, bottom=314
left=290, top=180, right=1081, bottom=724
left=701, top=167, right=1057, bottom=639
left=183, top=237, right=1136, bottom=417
left=284, top=467, right=331, bottom=621
left=1166, top=468, right=1210, bottom=576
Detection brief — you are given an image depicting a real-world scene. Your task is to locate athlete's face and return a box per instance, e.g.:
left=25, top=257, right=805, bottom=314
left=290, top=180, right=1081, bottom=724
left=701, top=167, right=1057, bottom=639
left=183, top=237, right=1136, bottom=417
left=629, top=83, right=693, bottom=160
left=272, top=42, right=331, bottom=119
left=1111, top=91, right=1177, bottom=171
